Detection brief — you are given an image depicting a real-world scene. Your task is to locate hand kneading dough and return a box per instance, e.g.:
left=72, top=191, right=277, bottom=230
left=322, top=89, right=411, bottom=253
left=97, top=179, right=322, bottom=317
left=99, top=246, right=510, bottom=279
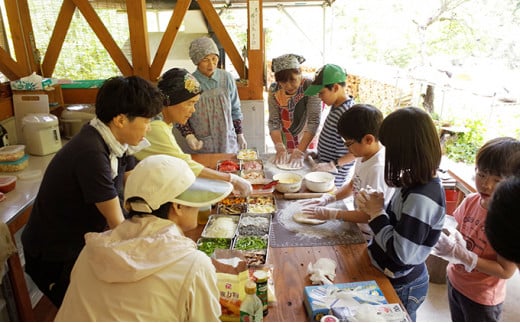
left=292, top=213, right=326, bottom=225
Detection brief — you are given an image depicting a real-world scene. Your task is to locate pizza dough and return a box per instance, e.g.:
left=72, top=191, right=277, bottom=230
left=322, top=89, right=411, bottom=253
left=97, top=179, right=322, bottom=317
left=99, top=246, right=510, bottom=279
left=276, top=163, right=304, bottom=170
left=292, top=213, right=326, bottom=225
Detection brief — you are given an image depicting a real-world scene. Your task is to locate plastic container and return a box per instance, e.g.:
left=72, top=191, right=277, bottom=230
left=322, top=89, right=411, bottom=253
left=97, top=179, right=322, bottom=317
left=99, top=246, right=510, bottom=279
left=0, top=154, right=29, bottom=172
left=304, top=172, right=335, bottom=193
left=0, top=175, right=16, bottom=193
left=0, top=145, right=25, bottom=162
left=239, top=280, right=263, bottom=322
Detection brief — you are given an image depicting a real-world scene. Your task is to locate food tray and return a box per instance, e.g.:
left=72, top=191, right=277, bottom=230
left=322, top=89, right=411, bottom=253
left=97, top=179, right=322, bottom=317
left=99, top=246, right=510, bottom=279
left=251, top=179, right=276, bottom=195
left=240, top=169, right=266, bottom=184
left=201, top=214, right=240, bottom=239
left=196, top=237, right=233, bottom=257
left=240, top=159, right=263, bottom=171
left=236, top=148, right=258, bottom=160
left=238, top=213, right=272, bottom=236
left=0, top=175, right=17, bottom=193
left=219, top=195, right=247, bottom=206
left=232, top=235, right=269, bottom=266
left=0, top=154, right=29, bottom=172
left=216, top=159, right=241, bottom=173
left=217, top=203, right=248, bottom=215
left=246, top=195, right=277, bottom=214
left=0, top=145, right=25, bottom=162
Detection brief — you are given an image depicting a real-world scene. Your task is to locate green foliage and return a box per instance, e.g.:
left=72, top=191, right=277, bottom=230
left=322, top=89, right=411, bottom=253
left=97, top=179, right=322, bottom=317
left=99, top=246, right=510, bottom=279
left=444, top=119, right=485, bottom=163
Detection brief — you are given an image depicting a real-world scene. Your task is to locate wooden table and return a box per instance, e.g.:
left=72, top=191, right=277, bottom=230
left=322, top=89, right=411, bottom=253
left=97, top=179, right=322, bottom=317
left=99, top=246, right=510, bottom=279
left=191, top=153, right=402, bottom=321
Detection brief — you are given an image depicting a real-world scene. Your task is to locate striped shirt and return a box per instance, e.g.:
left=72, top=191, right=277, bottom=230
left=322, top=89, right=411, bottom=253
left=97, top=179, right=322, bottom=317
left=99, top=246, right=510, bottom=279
left=368, top=176, right=446, bottom=284
left=317, top=98, right=355, bottom=186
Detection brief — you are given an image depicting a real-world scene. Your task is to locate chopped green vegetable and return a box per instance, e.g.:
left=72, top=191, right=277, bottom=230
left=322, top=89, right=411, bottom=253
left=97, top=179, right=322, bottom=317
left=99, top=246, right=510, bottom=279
left=197, top=238, right=231, bottom=256
left=234, top=236, right=267, bottom=250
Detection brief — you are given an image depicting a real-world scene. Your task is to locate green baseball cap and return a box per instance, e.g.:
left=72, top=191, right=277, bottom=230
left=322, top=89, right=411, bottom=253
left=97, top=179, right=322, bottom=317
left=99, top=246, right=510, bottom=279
left=304, top=64, right=347, bottom=96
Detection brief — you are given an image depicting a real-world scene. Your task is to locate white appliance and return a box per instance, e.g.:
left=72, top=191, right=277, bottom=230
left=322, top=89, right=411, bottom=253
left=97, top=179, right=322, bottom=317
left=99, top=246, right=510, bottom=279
left=13, top=94, right=49, bottom=144
left=60, top=104, right=96, bottom=138
left=21, top=113, right=62, bottom=156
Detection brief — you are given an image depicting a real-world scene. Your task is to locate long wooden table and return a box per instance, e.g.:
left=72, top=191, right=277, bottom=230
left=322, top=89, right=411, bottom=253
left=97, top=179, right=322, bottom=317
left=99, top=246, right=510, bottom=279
left=191, top=153, right=401, bottom=321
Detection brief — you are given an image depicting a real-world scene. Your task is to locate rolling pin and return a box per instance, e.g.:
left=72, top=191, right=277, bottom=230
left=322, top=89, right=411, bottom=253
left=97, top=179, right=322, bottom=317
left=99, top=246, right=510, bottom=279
left=284, top=192, right=324, bottom=199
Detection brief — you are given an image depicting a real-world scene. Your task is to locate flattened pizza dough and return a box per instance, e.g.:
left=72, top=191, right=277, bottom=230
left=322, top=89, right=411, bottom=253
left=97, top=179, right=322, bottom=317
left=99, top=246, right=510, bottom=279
left=292, top=213, right=326, bottom=225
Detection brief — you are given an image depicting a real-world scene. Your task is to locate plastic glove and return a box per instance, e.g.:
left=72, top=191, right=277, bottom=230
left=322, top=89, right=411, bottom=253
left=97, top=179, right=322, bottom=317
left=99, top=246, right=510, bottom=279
left=307, top=258, right=337, bottom=285
left=288, top=148, right=305, bottom=168
left=302, top=206, right=340, bottom=220
left=229, top=173, right=252, bottom=197
left=312, top=161, right=337, bottom=173
left=237, top=133, right=247, bottom=150
left=432, top=231, right=477, bottom=272
left=356, top=187, right=385, bottom=221
left=186, top=134, right=203, bottom=151
left=274, top=143, right=288, bottom=165
left=297, top=193, right=336, bottom=208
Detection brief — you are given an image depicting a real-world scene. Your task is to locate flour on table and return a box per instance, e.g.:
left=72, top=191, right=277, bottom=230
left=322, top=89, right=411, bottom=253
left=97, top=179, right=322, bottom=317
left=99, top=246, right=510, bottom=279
left=277, top=203, right=344, bottom=239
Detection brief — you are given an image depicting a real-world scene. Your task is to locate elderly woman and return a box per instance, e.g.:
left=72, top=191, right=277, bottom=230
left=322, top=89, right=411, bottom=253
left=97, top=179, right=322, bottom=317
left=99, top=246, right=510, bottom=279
left=268, top=54, right=322, bottom=168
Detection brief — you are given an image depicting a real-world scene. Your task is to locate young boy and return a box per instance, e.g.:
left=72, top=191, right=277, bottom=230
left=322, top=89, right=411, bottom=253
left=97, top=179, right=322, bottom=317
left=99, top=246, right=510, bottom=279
left=300, top=104, right=395, bottom=240
left=135, top=67, right=251, bottom=196
left=433, top=137, right=520, bottom=321
left=304, top=64, right=355, bottom=187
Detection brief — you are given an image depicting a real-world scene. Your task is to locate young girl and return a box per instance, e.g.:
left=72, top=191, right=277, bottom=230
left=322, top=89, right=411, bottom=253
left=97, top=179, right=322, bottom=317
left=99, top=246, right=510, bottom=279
left=433, top=137, right=519, bottom=321
left=356, top=106, right=446, bottom=321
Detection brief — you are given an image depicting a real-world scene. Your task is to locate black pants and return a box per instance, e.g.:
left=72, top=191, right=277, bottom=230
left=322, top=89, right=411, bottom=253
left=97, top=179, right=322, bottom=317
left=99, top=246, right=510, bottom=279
left=24, top=254, right=75, bottom=308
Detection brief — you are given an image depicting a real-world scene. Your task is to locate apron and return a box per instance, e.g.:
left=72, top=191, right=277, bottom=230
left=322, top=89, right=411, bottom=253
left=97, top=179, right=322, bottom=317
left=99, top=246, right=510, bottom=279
left=174, top=72, right=239, bottom=154
left=275, top=90, right=299, bottom=149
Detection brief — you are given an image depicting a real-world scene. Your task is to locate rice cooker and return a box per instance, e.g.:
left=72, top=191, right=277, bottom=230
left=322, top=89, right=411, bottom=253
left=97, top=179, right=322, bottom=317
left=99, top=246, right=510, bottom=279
left=60, top=104, right=96, bottom=138
left=21, top=113, right=62, bottom=156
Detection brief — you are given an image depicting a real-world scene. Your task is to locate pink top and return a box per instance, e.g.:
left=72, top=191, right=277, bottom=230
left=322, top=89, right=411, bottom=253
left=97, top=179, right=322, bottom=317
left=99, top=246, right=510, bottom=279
left=447, top=193, right=506, bottom=305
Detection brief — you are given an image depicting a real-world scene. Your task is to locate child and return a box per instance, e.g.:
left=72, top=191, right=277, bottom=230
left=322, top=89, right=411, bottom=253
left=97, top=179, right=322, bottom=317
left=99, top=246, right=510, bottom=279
left=432, top=137, right=520, bottom=321
left=356, top=107, right=446, bottom=321
left=300, top=104, right=395, bottom=241
left=174, top=36, right=246, bottom=153
left=268, top=53, right=322, bottom=168
left=304, top=64, right=356, bottom=187
left=55, top=155, right=232, bottom=321
left=134, top=68, right=252, bottom=196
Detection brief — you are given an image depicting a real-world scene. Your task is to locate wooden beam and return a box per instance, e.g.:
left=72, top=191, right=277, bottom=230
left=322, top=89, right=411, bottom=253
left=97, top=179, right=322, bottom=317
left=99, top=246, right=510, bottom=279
left=4, top=0, right=37, bottom=78
left=245, top=0, right=264, bottom=99
left=149, top=0, right=192, bottom=81
left=41, top=0, right=77, bottom=77
left=72, top=0, right=134, bottom=76
left=197, top=0, right=245, bottom=80
left=126, top=0, right=150, bottom=79
left=0, top=47, right=25, bottom=80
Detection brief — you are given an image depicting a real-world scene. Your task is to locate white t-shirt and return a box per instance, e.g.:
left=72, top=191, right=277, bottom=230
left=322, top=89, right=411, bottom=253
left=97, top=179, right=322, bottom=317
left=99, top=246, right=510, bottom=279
left=351, top=146, right=395, bottom=239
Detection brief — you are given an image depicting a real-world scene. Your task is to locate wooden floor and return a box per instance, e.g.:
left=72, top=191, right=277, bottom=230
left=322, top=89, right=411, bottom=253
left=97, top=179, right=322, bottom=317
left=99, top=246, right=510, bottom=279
left=33, top=295, right=57, bottom=322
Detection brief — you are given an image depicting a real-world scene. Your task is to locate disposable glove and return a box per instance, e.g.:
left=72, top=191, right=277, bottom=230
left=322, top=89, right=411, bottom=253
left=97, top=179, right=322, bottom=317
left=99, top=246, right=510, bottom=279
left=307, top=258, right=337, bottom=285
left=229, top=173, right=252, bottom=197
left=431, top=231, right=478, bottom=272
left=296, top=193, right=336, bottom=208
left=302, top=206, right=340, bottom=220
left=355, top=187, right=385, bottom=221
left=288, top=148, right=305, bottom=168
left=186, top=134, right=204, bottom=151
left=312, top=161, right=337, bottom=173
left=237, top=133, right=247, bottom=150
left=274, top=143, right=288, bottom=165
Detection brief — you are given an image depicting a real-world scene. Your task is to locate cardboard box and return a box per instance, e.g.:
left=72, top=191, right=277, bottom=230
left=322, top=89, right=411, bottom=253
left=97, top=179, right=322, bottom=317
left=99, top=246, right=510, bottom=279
left=331, top=303, right=410, bottom=322
left=303, top=280, right=388, bottom=321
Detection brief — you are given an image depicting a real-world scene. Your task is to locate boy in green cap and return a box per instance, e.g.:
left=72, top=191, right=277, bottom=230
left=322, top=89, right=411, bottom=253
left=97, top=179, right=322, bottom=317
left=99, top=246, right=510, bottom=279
left=304, top=64, right=356, bottom=187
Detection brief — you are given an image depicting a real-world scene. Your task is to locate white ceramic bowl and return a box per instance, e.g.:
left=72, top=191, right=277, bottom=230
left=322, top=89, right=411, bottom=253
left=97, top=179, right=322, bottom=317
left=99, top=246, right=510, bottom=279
left=272, top=172, right=303, bottom=193
left=304, top=171, right=335, bottom=192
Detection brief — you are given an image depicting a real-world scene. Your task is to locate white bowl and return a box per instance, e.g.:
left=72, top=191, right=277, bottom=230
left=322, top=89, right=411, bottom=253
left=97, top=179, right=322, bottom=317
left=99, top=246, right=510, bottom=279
left=304, top=171, right=335, bottom=192
left=272, top=172, right=303, bottom=193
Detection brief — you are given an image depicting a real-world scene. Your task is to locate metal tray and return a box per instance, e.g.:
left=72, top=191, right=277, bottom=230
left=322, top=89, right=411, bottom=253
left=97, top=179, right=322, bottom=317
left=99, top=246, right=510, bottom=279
left=240, top=159, right=264, bottom=171
left=238, top=213, right=272, bottom=236
left=196, top=237, right=233, bottom=257
left=246, top=194, right=277, bottom=214
left=201, top=214, right=240, bottom=239
left=216, top=159, right=241, bottom=173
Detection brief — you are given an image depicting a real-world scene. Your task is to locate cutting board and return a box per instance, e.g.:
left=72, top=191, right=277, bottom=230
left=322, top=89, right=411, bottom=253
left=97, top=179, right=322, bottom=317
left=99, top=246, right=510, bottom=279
left=13, top=94, right=49, bottom=144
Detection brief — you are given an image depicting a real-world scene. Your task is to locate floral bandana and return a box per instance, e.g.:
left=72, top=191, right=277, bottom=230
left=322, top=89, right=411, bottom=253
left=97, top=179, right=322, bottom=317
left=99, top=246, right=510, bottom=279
left=271, top=54, right=306, bottom=73
left=158, top=68, right=202, bottom=106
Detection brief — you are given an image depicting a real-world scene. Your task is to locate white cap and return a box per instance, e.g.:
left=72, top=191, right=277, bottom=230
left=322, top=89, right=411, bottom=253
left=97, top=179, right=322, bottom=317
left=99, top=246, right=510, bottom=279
left=124, top=155, right=233, bottom=212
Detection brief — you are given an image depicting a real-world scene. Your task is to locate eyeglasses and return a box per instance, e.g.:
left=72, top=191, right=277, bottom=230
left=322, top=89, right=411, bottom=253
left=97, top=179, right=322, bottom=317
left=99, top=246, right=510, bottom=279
left=341, top=137, right=357, bottom=148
